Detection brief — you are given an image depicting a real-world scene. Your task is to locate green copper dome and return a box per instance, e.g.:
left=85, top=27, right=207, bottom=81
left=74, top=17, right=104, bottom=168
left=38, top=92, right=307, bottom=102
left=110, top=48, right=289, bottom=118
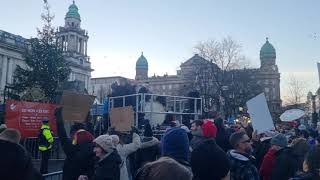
left=260, top=38, right=276, bottom=59
left=65, top=1, right=81, bottom=20
left=136, top=52, right=148, bottom=69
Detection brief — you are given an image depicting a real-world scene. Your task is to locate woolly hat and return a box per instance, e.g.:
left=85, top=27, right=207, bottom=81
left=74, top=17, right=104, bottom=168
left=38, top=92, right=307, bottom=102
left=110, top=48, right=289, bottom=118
left=201, top=120, right=217, bottom=138
left=144, top=122, right=153, bottom=137
left=271, top=133, right=288, bottom=148
left=72, top=129, right=94, bottom=145
left=94, top=135, right=115, bottom=152
left=162, top=128, right=189, bottom=162
left=191, top=140, right=230, bottom=180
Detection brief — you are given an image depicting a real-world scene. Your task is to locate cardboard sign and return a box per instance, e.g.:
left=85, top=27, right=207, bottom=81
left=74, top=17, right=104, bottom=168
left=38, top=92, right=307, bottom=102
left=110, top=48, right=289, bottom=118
left=109, top=106, right=134, bottom=132
left=5, top=100, right=58, bottom=138
left=59, top=91, right=95, bottom=123
left=246, top=93, right=275, bottom=133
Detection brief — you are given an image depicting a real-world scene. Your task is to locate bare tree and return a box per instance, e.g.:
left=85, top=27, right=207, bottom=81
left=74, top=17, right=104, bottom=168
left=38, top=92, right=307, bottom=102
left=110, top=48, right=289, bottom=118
left=284, top=74, right=308, bottom=105
left=192, top=37, right=251, bottom=113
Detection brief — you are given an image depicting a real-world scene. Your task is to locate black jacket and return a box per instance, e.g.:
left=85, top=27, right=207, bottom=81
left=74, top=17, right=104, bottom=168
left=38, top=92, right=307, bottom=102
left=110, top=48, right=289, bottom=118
left=56, top=115, right=95, bottom=180
left=252, top=138, right=271, bottom=169
left=0, top=139, right=42, bottom=180
left=271, top=147, right=302, bottom=180
left=290, top=172, right=320, bottom=180
left=215, top=127, right=233, bottom=152
left=191, top=139, right=230, bottom=180
left=93, top=150, right=122, bottom=180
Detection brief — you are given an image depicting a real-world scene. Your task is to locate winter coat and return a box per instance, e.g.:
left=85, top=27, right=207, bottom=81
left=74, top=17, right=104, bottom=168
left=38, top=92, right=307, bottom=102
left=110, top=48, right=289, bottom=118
left=56, top=118, right=95, bottom=180
left=93, top=150, right=122, bottom=180
left=191, top=139, right=230, bottom=180
left=136, top=137, right=160, bottom=169
left=0, top=139, right=42, bottom=180
left=252, top=138, right=271, bottom=169
left=190, top=135, right=208, bottom=151
left=117, top=133, right=141, bottom=180
left=259, top=148, right=277, bottom=180
left=289, top=172, right=320, bottom=180
left=271, top=147, right=302, bottom=180
left=227, top=150, right=260, bottom=180
left=215, top=127, right=233, bottom=152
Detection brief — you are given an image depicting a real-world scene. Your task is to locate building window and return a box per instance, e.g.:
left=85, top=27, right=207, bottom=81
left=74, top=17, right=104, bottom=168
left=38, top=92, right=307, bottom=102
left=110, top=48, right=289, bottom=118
left=162, top=85, right=166, bottom=90
left=169, top=85, right=172, bottom=90
left=265, top=88, right=269, bottom=93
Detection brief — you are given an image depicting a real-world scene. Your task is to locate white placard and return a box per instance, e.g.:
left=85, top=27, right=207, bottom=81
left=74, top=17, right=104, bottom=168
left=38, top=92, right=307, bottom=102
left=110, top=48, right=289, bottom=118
left=246, top=93, right=275, bottom=133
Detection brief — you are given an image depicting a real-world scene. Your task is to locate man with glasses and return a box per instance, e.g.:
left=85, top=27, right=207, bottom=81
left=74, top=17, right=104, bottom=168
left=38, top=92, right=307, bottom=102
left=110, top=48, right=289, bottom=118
left=227, top=131, right=259, bottom=180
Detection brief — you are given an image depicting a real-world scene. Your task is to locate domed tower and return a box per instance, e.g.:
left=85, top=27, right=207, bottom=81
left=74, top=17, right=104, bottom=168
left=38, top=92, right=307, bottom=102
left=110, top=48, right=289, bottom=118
left=65, top=1, right=81, bottom=29
left=258, top=38, right=281, bottom=118
left=260, top=37, right=277, bottom=71
left=56, top=1, right=92, bottom=90
left=135, top=52, right=148, bottom=80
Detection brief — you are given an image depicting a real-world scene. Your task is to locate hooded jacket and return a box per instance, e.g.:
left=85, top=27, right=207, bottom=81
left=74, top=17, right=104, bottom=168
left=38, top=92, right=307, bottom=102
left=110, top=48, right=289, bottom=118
left=227, top=150, right=259, bottom=180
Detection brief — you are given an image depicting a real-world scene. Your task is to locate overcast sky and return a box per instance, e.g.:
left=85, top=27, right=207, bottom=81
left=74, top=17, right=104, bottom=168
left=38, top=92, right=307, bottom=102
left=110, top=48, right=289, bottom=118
left=1, top=0, right=319, bottom=99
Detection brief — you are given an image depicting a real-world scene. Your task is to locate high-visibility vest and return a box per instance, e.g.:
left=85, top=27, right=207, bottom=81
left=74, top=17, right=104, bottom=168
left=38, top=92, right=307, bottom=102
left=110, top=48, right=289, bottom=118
left=38, top=124, right=54, bottom=151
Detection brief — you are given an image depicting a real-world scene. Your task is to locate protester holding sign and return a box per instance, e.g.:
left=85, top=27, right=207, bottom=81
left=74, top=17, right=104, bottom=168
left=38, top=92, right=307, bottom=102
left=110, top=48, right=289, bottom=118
left=55, top=108, right=96, bottom=180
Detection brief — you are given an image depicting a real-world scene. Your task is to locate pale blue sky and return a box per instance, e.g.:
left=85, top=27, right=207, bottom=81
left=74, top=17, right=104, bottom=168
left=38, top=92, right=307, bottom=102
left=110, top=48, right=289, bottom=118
left=0, top=0, right=319, bottom=98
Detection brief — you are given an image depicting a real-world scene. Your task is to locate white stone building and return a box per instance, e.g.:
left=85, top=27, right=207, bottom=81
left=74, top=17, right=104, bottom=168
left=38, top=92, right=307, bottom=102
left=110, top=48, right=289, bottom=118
left=0, top=1, right=92, bottom=101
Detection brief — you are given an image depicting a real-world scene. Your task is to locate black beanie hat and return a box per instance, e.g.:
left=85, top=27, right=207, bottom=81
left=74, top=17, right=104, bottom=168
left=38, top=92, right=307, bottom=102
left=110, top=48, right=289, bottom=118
left=144, top=122, right=153, bottom=137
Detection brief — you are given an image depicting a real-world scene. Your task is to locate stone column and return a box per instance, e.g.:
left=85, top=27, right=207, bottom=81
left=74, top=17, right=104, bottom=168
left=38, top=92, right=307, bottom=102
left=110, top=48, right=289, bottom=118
left=0, top=55, right=6, bottom=91
left=85, top=40, right=88, bottom=56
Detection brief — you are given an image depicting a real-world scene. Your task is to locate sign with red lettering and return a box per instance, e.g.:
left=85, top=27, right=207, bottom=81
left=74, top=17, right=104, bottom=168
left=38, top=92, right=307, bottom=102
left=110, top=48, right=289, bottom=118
left=5, top=100, right=58, bottom=138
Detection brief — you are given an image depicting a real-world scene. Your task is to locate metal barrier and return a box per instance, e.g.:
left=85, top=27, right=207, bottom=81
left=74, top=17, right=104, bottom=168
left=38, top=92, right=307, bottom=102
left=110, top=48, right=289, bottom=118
left=43, top=171, right=63, bottom=180
left=22, top=137, right=66, bottom=160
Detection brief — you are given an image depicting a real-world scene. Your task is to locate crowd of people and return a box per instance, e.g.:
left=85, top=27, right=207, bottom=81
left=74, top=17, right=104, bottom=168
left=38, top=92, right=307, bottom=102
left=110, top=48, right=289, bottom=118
left=1, top=108, right=320, bottom=180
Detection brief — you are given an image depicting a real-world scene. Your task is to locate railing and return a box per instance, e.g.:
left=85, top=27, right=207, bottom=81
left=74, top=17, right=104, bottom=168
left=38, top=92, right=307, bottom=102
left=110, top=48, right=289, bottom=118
left=22, top=137, right=66, bottom=160
left=43, top=171, right=63, bottom=180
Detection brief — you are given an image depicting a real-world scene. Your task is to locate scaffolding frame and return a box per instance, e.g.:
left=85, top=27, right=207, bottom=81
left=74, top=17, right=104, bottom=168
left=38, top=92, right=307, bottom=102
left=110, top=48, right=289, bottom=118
left=108, top=93, right=202, bottom=127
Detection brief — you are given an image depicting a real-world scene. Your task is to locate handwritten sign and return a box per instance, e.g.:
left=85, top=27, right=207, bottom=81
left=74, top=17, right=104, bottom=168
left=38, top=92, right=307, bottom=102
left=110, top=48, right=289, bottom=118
left=109, top=106, right=134, bottom=132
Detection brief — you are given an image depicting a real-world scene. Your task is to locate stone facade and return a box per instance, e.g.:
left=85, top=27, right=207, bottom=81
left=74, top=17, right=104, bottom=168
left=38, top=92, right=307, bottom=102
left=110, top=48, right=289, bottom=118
left=134, top=38, right=282, bottom=116
left=0, top=2, right=92, bottom=101
left=56, top=1, right=92, bottom=90
left=0, top=30, right=28, bottom=102
left=90, top=76, right=133, bottom=103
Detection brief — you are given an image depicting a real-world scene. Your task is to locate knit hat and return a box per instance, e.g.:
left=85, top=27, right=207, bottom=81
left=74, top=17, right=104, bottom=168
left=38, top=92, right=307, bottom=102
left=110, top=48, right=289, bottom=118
left=191, top=139, right=230, bottom=180
left=72, top=129, right=94, bottom=145
left=271, top=134, right=288, bottom=148
left=201, top=120, right=217, bottom=138
left=162, top=128, right=189, bottom=162
left=94, top=135, right=115, bottom=152
left=144, top=122, right=153, bottom=137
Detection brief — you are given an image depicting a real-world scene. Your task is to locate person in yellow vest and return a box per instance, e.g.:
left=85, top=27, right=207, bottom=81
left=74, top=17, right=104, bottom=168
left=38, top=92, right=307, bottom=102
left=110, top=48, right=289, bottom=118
left=38, top=118, right=54, bottom=174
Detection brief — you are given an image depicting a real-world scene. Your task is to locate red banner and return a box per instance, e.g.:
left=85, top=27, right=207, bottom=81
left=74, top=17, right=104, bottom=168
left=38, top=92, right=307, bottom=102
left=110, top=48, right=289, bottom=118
left=5, top=100, right=58, bottom=138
